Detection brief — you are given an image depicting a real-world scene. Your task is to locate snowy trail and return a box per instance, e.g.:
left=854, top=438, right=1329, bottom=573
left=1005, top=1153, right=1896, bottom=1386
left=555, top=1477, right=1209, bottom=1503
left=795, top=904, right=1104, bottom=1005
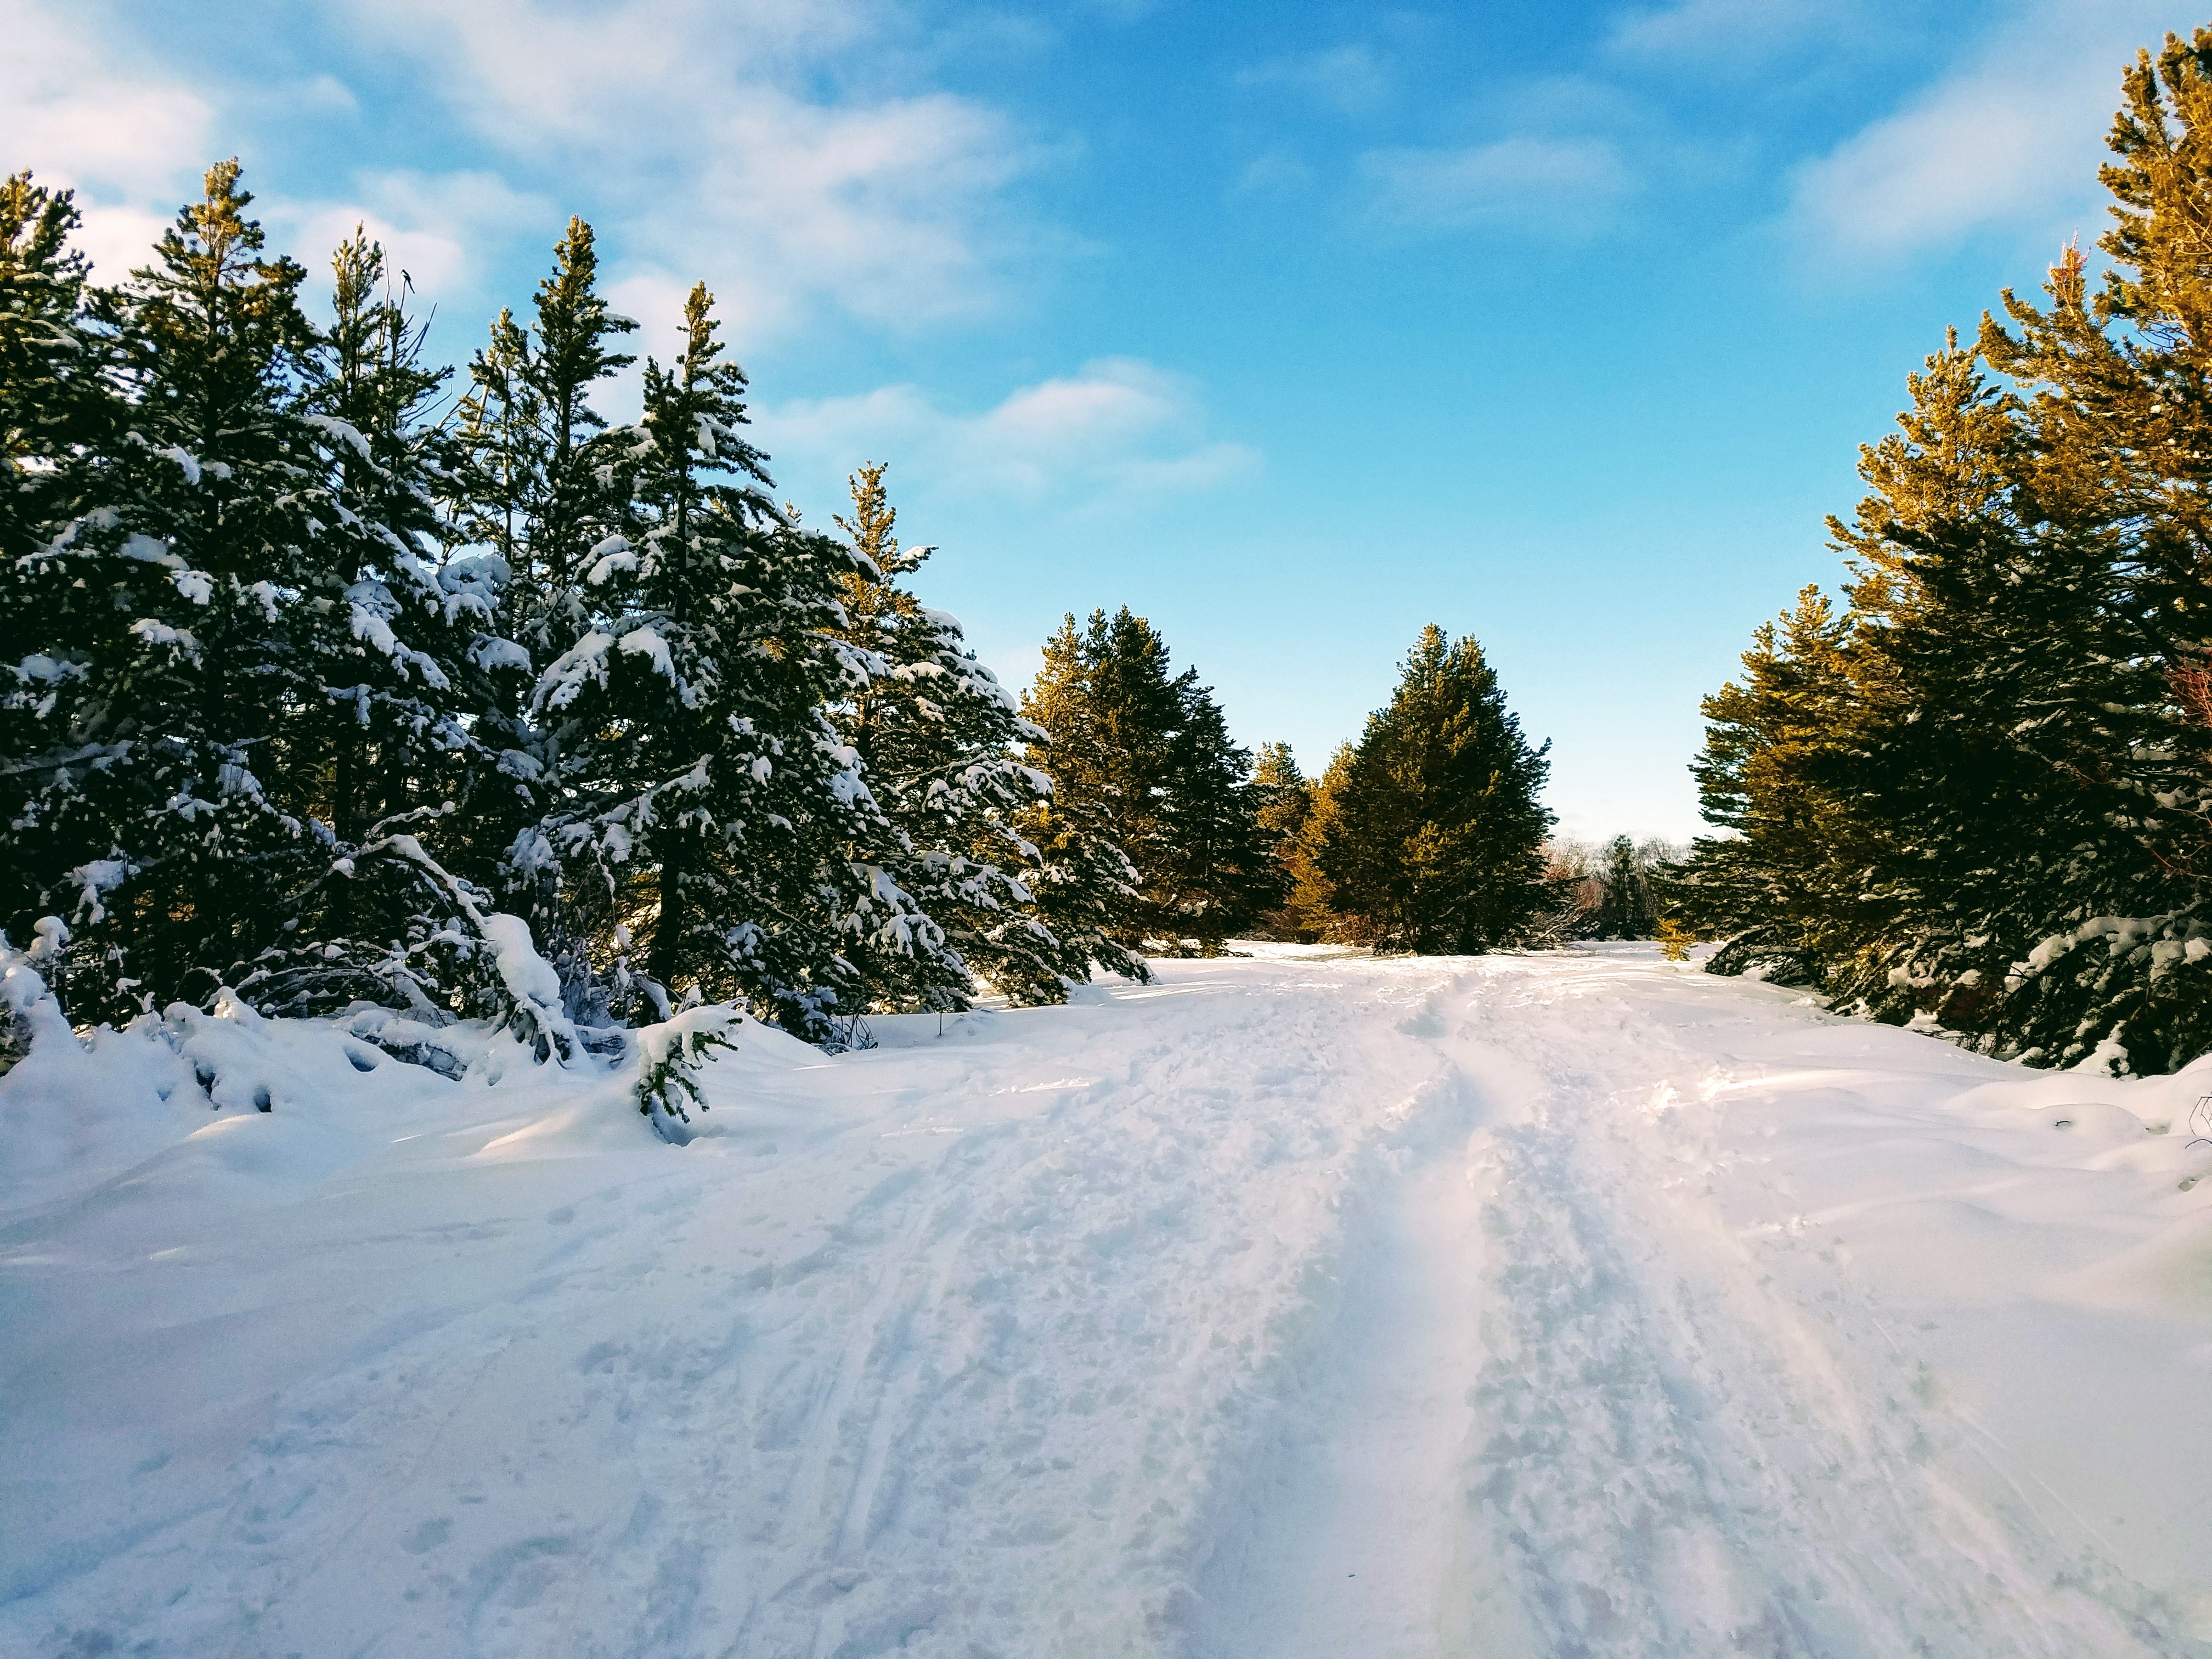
left=4, top=947, right=2211, bottom=1656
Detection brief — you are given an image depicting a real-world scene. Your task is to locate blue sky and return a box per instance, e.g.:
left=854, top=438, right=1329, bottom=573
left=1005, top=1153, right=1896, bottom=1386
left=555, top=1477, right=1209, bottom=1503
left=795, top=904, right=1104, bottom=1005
left=3, top=0, right=2187, bottom=840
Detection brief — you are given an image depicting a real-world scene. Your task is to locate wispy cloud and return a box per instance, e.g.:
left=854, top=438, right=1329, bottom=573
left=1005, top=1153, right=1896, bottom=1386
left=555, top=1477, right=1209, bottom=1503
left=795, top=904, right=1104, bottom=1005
left=1606, top=0, right=1860, bottom=63
left=269, top=171, right=552, bottom=308
left=1361, top=137, right=1633, bottom=234
left=1234, top=150, right=1316, bottom=200
left=1779, top=0, right=2176, bottom=268
left=759, top=358, right=1258, bottom=516
left=1236, top=45, right=1394, bottom=116
left=3, top=0, right=1056, bottom=343
left=0, top=0, right=213, bottom=277
left=328, top=0, right=1054, bottom=338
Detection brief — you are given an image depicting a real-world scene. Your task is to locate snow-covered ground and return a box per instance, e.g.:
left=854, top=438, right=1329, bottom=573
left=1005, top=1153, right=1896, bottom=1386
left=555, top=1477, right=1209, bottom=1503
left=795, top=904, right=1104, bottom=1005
left=4, top=945, right=2211, bottom=1657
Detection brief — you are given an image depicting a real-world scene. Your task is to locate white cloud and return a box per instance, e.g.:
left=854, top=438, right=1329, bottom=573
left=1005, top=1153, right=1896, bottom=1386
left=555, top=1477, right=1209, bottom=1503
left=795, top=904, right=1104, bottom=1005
left=759, top=358, right=1259, bottom=515
left=1780, top=0, right=2178, bottom=267
left=0, top=0, right=213, bottom=276
left=1235, top=150, right=1317, bottom=199
left=0, top=0, right=553, bottom=306
left=1237, top=45, right=1394, bottom=116
left=329, top=0, right=1050, bottom=337
left=3, top=0, right=1050, bottom=341
left=274, top=171, right=550, bottom=306
left=1361, top=137, right=1633, bottom=233
left=1606, top=0, right=1857, bottom=61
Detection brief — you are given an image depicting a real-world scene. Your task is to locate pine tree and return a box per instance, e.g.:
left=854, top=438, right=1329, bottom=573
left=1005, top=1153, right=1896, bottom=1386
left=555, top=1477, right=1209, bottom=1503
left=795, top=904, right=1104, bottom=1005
left=526, top=282, right=946, bottom=1039
left=1679, top=30, right=2212, bottom=1071
left=1279, top=742, right=1359, bottom=943
left=1019, top=607, right=1275, bottom=954
left=443, top=219, right=641, bottom=989
left=0, top=172, right=91, bottom=562
left=1592, top=836, right=1656, bottom=939
left=1153, top=675, right=1284, bottom=950
left=7, top=161, right=326, bottom=1018
left=1250, top=741, right=1311, bottom=939
left=1674, top=585, right=1860, bottom=984
left=1019, top=611, right=1158, bottom=952
left=3, top=163, right=500, bottom=1023
left=2, top=174, right=98, bottom=960
left=826, top=464, right=1136, bottom=1004
left=1319, top=625, right=1553, bottom=953
left=6, top=169, right=520, bottom=1026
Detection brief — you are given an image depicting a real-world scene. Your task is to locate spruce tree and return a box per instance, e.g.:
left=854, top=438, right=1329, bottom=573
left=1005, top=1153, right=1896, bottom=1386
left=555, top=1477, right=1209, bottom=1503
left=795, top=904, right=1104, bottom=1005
left=3, top=163, right=499, bottom=1022
left=526, top=283, right=945, bottom=1038
left=1019, top=607, right=1275, bottom=954
left=1319, top=625, right=1553, bottom=953
left=1250, top=741, right=1312, bottom=939
left=441, top=219, right=645, bottom=997
left=826, top=464, right=1136, bottom=1004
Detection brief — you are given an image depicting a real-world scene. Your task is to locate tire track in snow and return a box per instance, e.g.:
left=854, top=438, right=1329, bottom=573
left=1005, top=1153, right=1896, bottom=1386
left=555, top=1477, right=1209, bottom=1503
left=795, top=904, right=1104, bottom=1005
left=1443, top=958, right=2198, bottom=1658
left=1183, top=1045, right=1541, bottom=1659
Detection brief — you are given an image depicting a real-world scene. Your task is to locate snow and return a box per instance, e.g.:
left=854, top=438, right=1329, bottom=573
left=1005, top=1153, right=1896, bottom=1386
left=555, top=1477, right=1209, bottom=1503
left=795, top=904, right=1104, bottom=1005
left=3, top=944, right=2210, bottom=1656
left=480, top=912, right=565, bottom=1009
left=617, top=624, right=676, bottom=683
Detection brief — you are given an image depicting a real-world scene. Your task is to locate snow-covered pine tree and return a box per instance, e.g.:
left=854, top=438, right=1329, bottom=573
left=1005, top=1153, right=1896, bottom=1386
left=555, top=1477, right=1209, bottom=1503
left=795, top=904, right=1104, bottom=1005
left=445, top=219, right=638, bottom=982
left=2, top=173, right=99, bottom=970
left=826, top=464, right=1135, bottom=1005
left=0, top=172, right=91, bottom=560
left=3, top=162, right=498, bottom=1024
left=526, top=282, right=945, bottom=1039
left=1319, top=625, right=1553, bottom=953
left=243, top=227, right=518, bottom=1019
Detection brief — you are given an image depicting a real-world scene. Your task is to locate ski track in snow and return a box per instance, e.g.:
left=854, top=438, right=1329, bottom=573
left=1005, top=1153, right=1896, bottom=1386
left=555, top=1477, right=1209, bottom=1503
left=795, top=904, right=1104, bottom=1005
left=4, top=947, right=2211, bottom=1657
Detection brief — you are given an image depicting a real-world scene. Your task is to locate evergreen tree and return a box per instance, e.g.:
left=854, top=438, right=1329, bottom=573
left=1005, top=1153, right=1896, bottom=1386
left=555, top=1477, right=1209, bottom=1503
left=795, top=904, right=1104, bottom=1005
left=524, top=283, right=944, bottom=1039
left=3, top=163, right=498, bottom=1023
left=1279, top=742, right=1358, bottom=943
left=1019, top=607, right=1276, bottom=954
left=0, top=172, right=91, bottom=563
left=826, top=464, right=1138, bottom=1004
left=1592, top=836, right=1658, bottom=939
left=445, top=218, right=638, bottom=961
left=1249, top=741, right=1311, bottom=939
left=2, top=173, right=97, bottom=958
left=1674, top=585, right=1860, bottom=984
left=1319, top=625, right=1553, bottom=953
left=1015, top=612, right=1153, bottom=965
left=1679, top=29, right=2212, bottom=1071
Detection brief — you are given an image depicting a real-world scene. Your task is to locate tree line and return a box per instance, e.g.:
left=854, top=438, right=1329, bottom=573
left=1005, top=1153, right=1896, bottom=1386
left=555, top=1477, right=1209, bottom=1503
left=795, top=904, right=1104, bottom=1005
left=1674, top=29, right=2212, bottom=1076
left=1, top=160, right=1567, bottom=1059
